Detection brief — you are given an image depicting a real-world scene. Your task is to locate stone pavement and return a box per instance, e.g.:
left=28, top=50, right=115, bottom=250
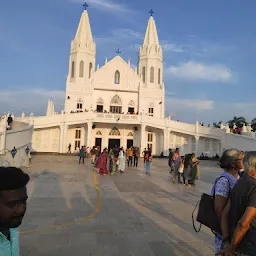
left=20, top=155, right=221, bottom=256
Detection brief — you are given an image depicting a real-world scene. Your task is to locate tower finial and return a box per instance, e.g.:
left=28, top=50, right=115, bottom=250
left=116, top=49, right=121, bottom=55
left=149, top=9, right=154, bottom=16
left=83, top=2, right=88, bottom=10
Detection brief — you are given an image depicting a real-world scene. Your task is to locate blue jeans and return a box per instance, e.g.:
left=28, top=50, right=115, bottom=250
left=146, top=162, right=151, bottom=173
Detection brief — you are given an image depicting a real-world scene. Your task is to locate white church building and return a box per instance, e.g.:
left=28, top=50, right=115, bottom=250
left=15, top=9, right=256, bottom=156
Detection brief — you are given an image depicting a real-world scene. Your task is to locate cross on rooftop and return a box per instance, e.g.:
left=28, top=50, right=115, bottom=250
left=116, top=49, right=121, bottom=55
left=83, top=2, right=88, bottom=10
left=149, top=9, right=154, bottom=16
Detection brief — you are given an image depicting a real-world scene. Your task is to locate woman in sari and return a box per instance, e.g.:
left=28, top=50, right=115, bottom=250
left=191, top=153, right=200, bottom=185
left=118, top=147, right=126, bottom=173
left=95, top=149, right=109, bottom=175
left=183, top=154, right=193, bottom=187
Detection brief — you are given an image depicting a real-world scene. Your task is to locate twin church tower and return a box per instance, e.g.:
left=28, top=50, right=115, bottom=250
left=65, top=7, right=165, bottom=118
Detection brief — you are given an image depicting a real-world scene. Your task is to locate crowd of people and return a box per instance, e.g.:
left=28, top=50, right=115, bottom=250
left=0, top=147, right=256, bottom=255
left=76, top=145, right=153, bottom=176
left=168, top=148, right=200, bottom=187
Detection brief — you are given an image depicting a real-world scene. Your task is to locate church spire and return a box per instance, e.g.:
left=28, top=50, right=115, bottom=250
left=142, top=12, right=160, bottom=47
left=74, top=9, right=94, bottom=44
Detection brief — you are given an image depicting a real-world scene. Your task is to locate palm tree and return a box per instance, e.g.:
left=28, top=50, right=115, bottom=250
left=228, top=116, right=247, bottom=128
left=213, top=121, right=223, bottom=128
left=251, top=118, right=256, bottom=132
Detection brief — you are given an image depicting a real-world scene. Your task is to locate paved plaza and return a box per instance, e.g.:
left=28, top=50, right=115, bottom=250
left=19, top=155, right=221, bottom=256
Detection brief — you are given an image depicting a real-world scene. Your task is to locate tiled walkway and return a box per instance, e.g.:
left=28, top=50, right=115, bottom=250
left=20, top=156, right=220, bottom=255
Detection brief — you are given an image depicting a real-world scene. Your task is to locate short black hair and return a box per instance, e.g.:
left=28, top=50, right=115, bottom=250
left=0, top=167, right=30, bottom=192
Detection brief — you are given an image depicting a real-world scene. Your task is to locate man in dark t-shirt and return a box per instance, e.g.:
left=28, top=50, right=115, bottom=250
left=219, top=151, right=256, bottom=256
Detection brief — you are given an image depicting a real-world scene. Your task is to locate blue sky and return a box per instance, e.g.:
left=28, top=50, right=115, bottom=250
left=1, top=0, right=256, bottom=124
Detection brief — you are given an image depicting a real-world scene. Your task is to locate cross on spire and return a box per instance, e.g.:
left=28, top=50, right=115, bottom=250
left=83, top=2, right=88, bottom=10
left=116, top=49, right=121, bottom=55
left=149, top=9, right=154, bottom=16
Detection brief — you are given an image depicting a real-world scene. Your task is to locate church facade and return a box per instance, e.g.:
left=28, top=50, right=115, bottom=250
left=16, top=9, right=256, bottom=156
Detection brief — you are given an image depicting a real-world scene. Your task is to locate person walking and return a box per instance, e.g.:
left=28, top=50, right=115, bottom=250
left=172, top=148, right=182, bottom=183
left=68, top=143, right=71, bottom=153
left=118, top=147, right=126, bottom=173
left=127, top=146, right=133, bottom=167
left=142, top=148, right=147, bottom=166
left=79, top=146, right=85, bottom=164
left=218, top=151, right=256, bottom=256
left=211, top=149, right=243, bottom=254
left=145, top=148, right=152, bottom=175
left=168, top=148, right=174, bottom=173
left=90, top=146, right=96, bottom=164
left=133, top=147, right=139, bottom=168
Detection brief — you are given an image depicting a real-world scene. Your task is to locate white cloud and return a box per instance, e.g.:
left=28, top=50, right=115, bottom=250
left=162, top=43, right=184, bottom=53
left=71, top=0, right=132, bottom=13
left=166, top=97, right=214, bottom=115
left=167, top=61, right=233, bottom=83
left=0, top=88, right=65, bottom=116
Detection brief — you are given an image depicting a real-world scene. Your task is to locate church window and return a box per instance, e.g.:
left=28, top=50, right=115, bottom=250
left=128, top=100, right=135, bottom=106
left=110, top=95, right=122, bottom=113
left=79, top=61, right=84, bottom=77
left=158, top=68, right=161, bottom=84
left=89, top=63, right=93, bottom=78
left=150, top=67, right=154, bottom=83
left=128, top=100, right=135, bottom=113
left=127, top=132, right=133, bottom=137
left=96, top=98, right=104, bottom=113
left=149, top=108, right=154, bottom=117
left=110, top=95, right=122, bottom=105
left=148, top=133, right=153, bottom=142
left=77, top=98, right=83, bottom=111
left=114, top=70, right=120, bottom=84
left=109, top=127, right=121, bottom=136
left=142, top=67, right=146, bottom=83
left=71, top=61, right=75, bottom=78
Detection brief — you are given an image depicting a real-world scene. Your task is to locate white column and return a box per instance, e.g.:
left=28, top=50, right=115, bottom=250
left=140, top=124, right=146, bottom=156
left=59, top=124, right=68, bottom=153
left=0, top=120, right=7, bottom=154
left=163, top=129, right=170, bottom=156
left=87, top=121, right=92, bottom=147
left=63, top=125, right=68, bottom=153
left=195, top=135, right=200, bottom=157
left=59, top=125, right=64, bottom=153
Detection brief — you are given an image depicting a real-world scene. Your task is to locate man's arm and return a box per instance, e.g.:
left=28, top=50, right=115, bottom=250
left=221, top=199, right=231, bottom=242
left=230, top=207, right=256, bottom=251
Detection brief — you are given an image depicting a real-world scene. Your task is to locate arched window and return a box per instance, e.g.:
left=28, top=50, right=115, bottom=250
left=142, top=67, right=146, bottom=83
left=127, top=132, right=133, bottom=137
left=128, top=100, right=135, bottom=113
left=150, top=67, right=154, bottom=83
left=158, top=68, right=161, bottom=84
left=96, top=131, right=102, bottom=136
left=97, top=98, right=104, bottom=105
left=89, top=63, right=93, bottom=78
left=110, top=95, right=122, bottom=105
left=109, top=127, right=121, bottom=136
left=71, top=61, right=75, bottom=78
left=149, top=102, right=154, bottom=117
left=79, top=61, right=84, bottom=77
left=77, top=98, right=83, bottom=111
left=110, top=95, right=122, bottom=113
left=96, top=98, right=104, bottom=113
left=114, top=70, right=120, bottom=84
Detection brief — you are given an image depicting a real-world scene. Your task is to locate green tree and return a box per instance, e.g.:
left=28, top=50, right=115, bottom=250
left=228, top=116, right=247, bottom=128
left=213, top=121, right=223, bottom=128
left=251, top=118, right=256, bottom=132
